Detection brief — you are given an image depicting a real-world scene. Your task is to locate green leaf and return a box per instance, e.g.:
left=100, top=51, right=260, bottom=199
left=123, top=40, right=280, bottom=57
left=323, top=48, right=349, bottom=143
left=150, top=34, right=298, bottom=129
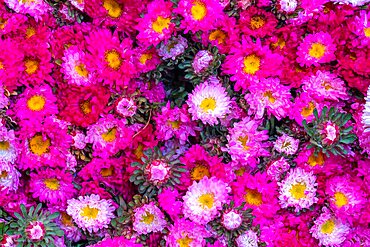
left=48, top=212, right=60, bottom=220
left=20, top=204, right=27, bottom=218
left=340, top=135, right=357, bottom=144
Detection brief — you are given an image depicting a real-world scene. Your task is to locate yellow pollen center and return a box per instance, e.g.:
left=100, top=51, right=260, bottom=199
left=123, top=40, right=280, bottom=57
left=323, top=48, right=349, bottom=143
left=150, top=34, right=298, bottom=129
left=191, top=1, right=207, bottom=21
left=139, top=53, right=153, bottom=65
left=200, top=97, right=216, bottom=112
left=29, top=134, right=51, bottom=156
left=209, top=29, right=227, bottom=44
left=307, top=151, right=325, bottom=167
left=271, top=37, right=286, bottom=50
left=105, top=50, right=122, bottom=70
left=167, top=120, right=180, bottom=130
left=198, top=193, right=214, bottom=209
left=26, top=27, right=36, bottom=38
left=177, top=236, right=193, bottom=247
left=80, top=206, right=99, bottom=219
left=79, top=100, right=92, bottom=115
left=103, top=0, right=122, bottom=18
left=243, top=54, right=261, bottom=75
left=0, top=18, right=7, bottom=29
left=309, top=43, right=326, bottom=59
left=238, top=135, right=250, bottom=150
left=152, top=16, right=171, bottom=34
left=321, top=219, right=335, bottom=234
left=27, top=95, right=46, bottom=111
left=301, top=102, right=315, bottom=117
left=0, top=141, right=10, bottom=151
left=134, top=143, right=144, bottom=159
left=0, top=171, right=8, bottom=179
left=190, top=164, right=210, bottom=181
left=141, top=211, right=155, bottom=225
left=290, top=183, right=306, bottom=200
left=244, top=188, right=263, bottom=206
left=100, top=166, right=114, bottom=177
left=250, top=16, right=266, bottom=30
left=24, top=59, right=39, bottom=75
left=263, top=91, right=276, bottom=103
left=61, top=212, right=74, bottom=226
left=364, top=27, right=370, bottom=37
left=0, top=61, right=4, bottom=70
left=234, top=167, right=246, bottom=176
left=334, top=192, right=348, bottom=208
left=75, top=64, right=89, bottom=77
left=322, top=81, right=332, bottom=90
left=101, top=127, right=117, bottom=142
left=44, top=178, right=60, bottom=191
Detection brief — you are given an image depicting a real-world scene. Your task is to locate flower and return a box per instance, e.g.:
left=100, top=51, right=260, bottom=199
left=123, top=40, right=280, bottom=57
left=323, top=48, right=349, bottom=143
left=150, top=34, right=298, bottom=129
left=158, top=36, right=188, bottom=60
left=0, top=125, right=17, bottom=164
left=158, top=188, right=183, bottom=220
left=278, top=167, right=318, bottom=212
left=25, top=221, right=46, bottom=242
left=0, top=161, right=20, bottom=192
left=266, top=157, right=291, bottom=181
left=187, top=76, right=231, bottom=125
left=133, top=202, right=167, bottom=234
left=221, top=210, right=242, bottom=230
left=29, top=168, right=76, bottom=208
left=0, top=39, right=24, bottom=91
left=274, top=134, right=300, bottom=155
left=297, top=32, right=336, bottom=67
left=182, top=176, right=231, bottom=224
left=362, top=85, right=370, bottom=132
left=4, top=0, right=51, bottom=21
left=88, top=237, right=143, bottom=247
left=192, top=50, right=214, bottom=74
left=310, top=208, right=350, bottom=246
left=116, top=97, right=137, bottom=117
left=239, top=6, right=278, bottom=38
left=289, top=92, right=322, bottom=126
left=66, top=194, right=115, bottom=233
left=236, top=230, right=259, bottom=247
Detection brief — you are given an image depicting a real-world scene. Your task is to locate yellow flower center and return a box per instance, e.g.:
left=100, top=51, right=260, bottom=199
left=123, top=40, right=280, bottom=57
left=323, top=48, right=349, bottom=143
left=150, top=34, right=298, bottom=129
left=80, top=206, right=99, bottom=219
left=234, top=167, right=246, bottom=176
left=191, top=1, right=207, bottom=21
left=290, top=183, right=306, bottom=200
left=29, top=134, right=51, bottom=156
left=364, top=27, right=370, bottom=37
left=243, top=54, right=260, bottom=75
left=307, top=151, right=325, bottom=167
left=321, top=219, right=335, bottom=234
left=0, top=171, right=8, bottom=179
left=322, top=81, right=332, bottom=90
left=167, top=120, right=180, bottom=130
left=238, top=135, right=250, bottom=150
left=75, top=64, right=89, bottom=77
left=198, top=193, right=214, bottom=209
left=61, top=212, right=74, bottom=226
left=103, top=0, right=122, bottom=18
left=301, top=102, right=315, bottom=117
left=244, top=188, right=263, bottom=206
left=44, top=178, right=60, bottom=191
left=100, top=166, right=114, bottom=177
left=101, top=127, right=117, bottom=142
left=0, top=18, right=7, bottom=30
left=139, top=53, right=153, bottom=65
left=0, top=141, right=10, bottom=151
left=79, top=100, right=92, bottom=115
left=105, top=49, right=122, bottom=70
left=0, top=61, right=4, bottom=70
left=309, top=43, right=326, bottom=59
left=177, top=236, right=193, bottom=247
left=271, top=37, right=286, bottom=50
left=24, top=58, right=39, bottom=75
left=134, top=143, right=144, bottom=159
left=250, top=15, right=266, bottom=30
left=26, top=27, right=36, bottom=38
left=141, top=211, right=155, bottom=225
left=209, top=29, right=227, bottom=44
left=200, top=97, right=216, bottom=112
left=190, top=164, right=210, bottom=181
left=263, top=91, right=276, bottom=104
left=334, top=192, right=348, bottom=208
left=152, top=16, right=171, bottom=34
left=27, top=95, right=46, bottom=111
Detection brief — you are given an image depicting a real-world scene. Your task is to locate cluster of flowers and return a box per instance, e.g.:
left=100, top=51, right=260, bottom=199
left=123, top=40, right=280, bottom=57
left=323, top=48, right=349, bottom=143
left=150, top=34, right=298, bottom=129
left=0, top=0, right=369, bottom=246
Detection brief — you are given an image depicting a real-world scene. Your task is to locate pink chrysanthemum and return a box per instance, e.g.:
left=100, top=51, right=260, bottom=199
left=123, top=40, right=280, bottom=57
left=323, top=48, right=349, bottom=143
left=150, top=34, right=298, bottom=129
left=158, top=188, right=183, bottom=220
left=296, top=32, right=336, bottom=67
left=18, top=116, right=72, bottom=170
left=278, top=167, right=318, bottom=212
left=154, top=102, right=199, bottom=144
left=85, top=114, right=133, bottom=158
left=29, top=168, right=76, bottom=208
left=236, top=230, right=259, bottom=247
left=0, top=125, right=17, bottom=164
left=158, top=36, right=188, bottom=60
left=66, top=194, right=115, bottom=233
left=136, top=0, right=175, bottom=47
left=348, top=10, right=370, bottom=48
left=182, top=176, right=231, bottom=225
left=56, top=211, right=82, bottom=243
left=289, top=92, right=322, bottom=126
left=0, top=39, right=24, bottom=91
left=187, top=76, right=231, bottom=125
left=133, top=202, right=167, bottom=235
left=232, top=173, right=280, bottom=225
left=138, top=81, right=166, bottom=104
left=61, top=46, right=96, bottom=86
left=266, top=157, right=291, bottom=182
left=134, top=47, right=161, bottom=74
left=115, top=97, right=137, bottom=117
left=4, top=0, right=51, bottom=21
left=13, top=84, right=58, bottom=123
left=239, top=6, right=278, bottom=38
left=165, top=218, right=209, bottom=247
left=310, top=208, right=350, bottom=247
left=244, top=77, right=292, bottom=120
left=224, top=117, right=269, bottom=167
left=175, top=0, right=224, bottom=33
left=0, top=83, right=8, bottom=109
left=88, top=236, right=142, bottom=247
left=302, top=70, right=348, bottom=101
left=0, top=161, right=20, bottom=192
left=192, top=50, right=214, bottom=74
left=223, top=37, right=283, bottom=92
left=86, top=29, right=136, bottom=89
left=274, top=134, right=300, bottom=155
